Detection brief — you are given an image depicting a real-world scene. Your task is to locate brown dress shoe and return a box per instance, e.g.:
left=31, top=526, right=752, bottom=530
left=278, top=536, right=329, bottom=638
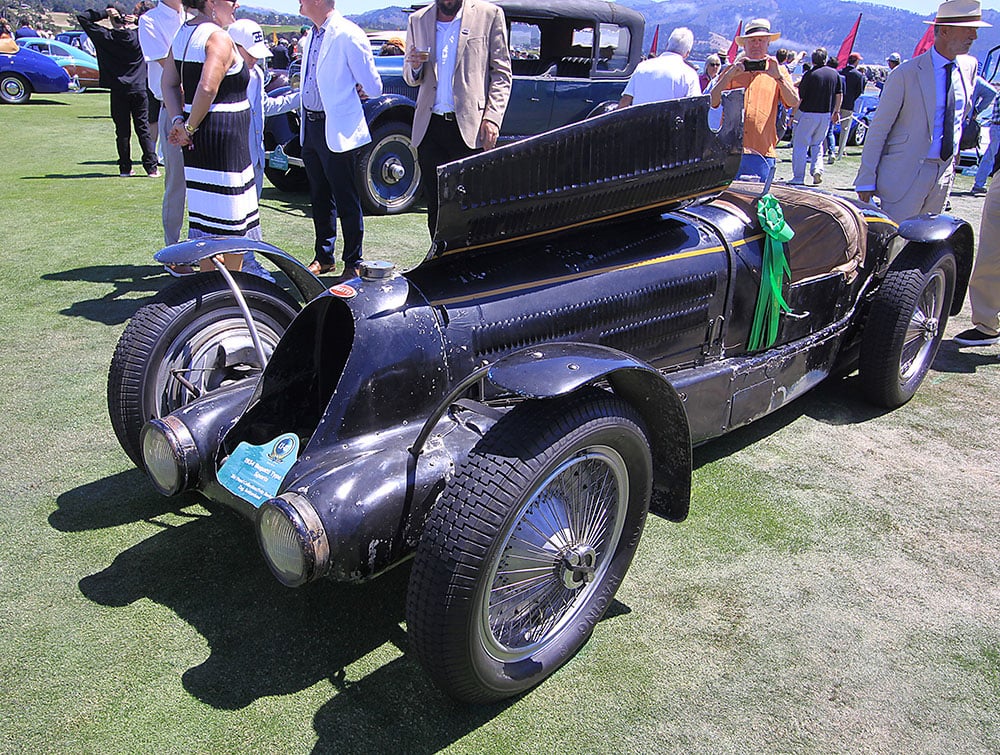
left=307, top=260, right=336, bottom=276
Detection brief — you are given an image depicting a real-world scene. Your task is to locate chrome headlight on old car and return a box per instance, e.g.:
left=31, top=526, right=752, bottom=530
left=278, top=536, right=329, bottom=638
left=257, top=493, right=329, bottom=587
left=140, top=416, right=199, bottom=496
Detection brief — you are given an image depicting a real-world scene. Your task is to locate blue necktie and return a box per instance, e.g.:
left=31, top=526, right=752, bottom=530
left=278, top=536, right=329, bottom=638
left=941, top=62, right=956, bottom=160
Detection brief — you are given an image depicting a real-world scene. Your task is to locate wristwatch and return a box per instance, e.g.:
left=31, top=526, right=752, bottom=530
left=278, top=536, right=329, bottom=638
left=184, top=121, right=198, bottom=135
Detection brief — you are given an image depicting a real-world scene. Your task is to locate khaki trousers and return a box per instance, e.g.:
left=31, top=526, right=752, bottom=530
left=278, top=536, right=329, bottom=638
left=837, top=108, right=854, bottom=157
left=970, top=178, right=1000, bottom=335
left=879, top=157, right=954, bottom=223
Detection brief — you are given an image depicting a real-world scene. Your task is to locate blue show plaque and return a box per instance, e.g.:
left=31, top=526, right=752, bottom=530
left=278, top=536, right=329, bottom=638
left=218, top=433, right=299, bottom=506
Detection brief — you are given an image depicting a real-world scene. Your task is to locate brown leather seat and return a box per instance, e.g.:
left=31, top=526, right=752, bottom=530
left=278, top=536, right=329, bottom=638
left=715, top=182, right=868, bottom=284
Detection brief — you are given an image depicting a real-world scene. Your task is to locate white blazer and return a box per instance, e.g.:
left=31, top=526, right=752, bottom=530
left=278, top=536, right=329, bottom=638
left=299, top=11, right=383, bottom=153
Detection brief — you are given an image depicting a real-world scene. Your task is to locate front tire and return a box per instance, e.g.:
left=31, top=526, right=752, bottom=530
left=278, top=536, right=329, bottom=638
left=107, top=272, right=300, bottom=467
left=355, top=120, right=421, bottom=215
left=0, top=73, right=31, bottom=104
left=859, top=245, right=956, bottom=408
left=406, top=389, right=652, bottom=703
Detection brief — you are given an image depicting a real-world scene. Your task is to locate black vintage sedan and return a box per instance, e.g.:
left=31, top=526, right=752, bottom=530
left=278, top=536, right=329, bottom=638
left=263, top=0, right=645, bottom=214
left=108, top=94, right=973, bottom=703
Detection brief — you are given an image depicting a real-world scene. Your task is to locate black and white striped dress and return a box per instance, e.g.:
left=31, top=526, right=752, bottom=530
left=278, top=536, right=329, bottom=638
left=173, top=21, right=260, bottom=240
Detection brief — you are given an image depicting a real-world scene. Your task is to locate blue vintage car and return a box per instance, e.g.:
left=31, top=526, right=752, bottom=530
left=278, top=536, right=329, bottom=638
left=18, top=37, right=101, bottom=92
left=0, top=44, right=72, bottom=104
left=263, top=0, right=644, bottom=214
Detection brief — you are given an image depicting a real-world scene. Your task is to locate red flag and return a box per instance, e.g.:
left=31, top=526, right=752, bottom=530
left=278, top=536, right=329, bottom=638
left=836, top=14, right=861, bottom=68
left=727, top=21, right=742, bottom=64
left=649, top=24, right=659, bottom=57
left=913, top=24, right=935, bottom=57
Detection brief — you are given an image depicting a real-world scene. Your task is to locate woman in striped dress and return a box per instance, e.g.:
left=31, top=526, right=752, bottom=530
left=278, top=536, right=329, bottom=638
left=160, top=0, right=259, bottom=273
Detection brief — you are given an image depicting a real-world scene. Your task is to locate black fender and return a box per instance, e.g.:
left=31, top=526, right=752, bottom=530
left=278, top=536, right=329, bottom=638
left=895, top=214, right=975, bottom=316
left=486, top=342, right=692, bottom=522
left=586, top=100, right=620, bottom=119
left=155, top=238, right=327, bottom=304
left=363, top=92, right=416, bottom=127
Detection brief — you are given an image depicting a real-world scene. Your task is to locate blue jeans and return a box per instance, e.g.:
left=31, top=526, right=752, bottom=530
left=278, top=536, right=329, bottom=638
left=737, top=154, right=775, bottom=183
left=974, top=123, right=1000, bottom=189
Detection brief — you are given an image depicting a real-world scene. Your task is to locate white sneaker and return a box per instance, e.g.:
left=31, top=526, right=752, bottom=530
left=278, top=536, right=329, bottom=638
left=812, top=172, right=823, bottom=185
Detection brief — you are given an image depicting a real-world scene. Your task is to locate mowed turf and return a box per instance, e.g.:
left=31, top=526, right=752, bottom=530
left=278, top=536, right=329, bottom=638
left=1, top=91, right=998, bottom=754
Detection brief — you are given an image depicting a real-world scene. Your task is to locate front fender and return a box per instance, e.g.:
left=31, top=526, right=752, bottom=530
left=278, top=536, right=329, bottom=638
left=586, top=100, right=620, bottom=119
left=363, top=93, right=416, bottom=125
left=155, top=238, right=327, bottom=303
left=894, top=214, right=975, bottom=316
left=486, top=343, right=692, bottom=521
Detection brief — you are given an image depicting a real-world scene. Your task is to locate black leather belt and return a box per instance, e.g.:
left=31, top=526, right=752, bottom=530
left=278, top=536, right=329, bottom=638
left=433, top=111, right=457, bottom=121
left=304, top=109, right=325, bottom=121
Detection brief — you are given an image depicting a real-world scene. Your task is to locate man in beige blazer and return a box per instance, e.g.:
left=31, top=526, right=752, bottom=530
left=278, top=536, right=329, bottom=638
left=403, top=0, right=512, bottom=236
left=854, top=0, right=988, bottom=221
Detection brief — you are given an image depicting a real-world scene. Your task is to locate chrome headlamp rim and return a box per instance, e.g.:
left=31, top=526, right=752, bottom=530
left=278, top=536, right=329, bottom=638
left=256, top=493, right=330, bottom=587
left=139, top=416, right=200, bottom=496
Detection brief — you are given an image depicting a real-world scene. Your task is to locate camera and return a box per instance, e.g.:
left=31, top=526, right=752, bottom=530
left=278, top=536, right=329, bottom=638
left=744, top=59, right=767, bottom=72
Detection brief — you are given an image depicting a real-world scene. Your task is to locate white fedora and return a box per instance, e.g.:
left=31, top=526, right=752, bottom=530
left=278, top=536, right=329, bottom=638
left=924, top=0, right=991, bottom=27
left=736, top=18, right=782, bottom=44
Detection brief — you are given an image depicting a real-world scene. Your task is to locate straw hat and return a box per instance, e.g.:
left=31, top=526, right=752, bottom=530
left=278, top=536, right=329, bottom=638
left=923, top=0, right=991, bottom=27
left=736, top=18, right=781, bottom=44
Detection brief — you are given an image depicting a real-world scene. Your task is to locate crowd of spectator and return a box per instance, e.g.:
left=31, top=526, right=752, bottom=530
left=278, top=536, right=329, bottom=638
left=16, top=0, right=1000, bottom=338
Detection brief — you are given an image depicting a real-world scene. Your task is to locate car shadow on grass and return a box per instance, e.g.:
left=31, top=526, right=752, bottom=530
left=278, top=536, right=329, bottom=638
left=929, top=339, right=999, bottom=373
left=20, top=98, right=72, bottom=106
left=42, top=264, right=173, bottom=325
left=56, top=469, right=621, bottom=741
left=61, top=471, right=424, bottom=711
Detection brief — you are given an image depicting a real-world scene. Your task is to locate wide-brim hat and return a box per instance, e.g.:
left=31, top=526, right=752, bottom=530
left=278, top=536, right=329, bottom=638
left=229, top=19, right=272, bottom=59
left=924, top=0, right=991, bottom=27
left=736, top=18, right=781, bottom=44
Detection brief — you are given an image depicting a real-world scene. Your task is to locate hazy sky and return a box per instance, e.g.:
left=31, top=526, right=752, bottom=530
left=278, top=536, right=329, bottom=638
left=255, top=0, right=1000, bottom=20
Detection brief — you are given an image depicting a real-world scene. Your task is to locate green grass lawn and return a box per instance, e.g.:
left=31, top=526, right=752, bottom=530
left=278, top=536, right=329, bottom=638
left=1, top=91, right=998, bottom=754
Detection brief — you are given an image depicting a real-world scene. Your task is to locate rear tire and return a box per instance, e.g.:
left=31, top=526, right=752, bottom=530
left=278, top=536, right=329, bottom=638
left=859, top=246, right=955, bottom=408
left=406, top=389, right=652, bottom=703
left=0, top=73, right=31, bottom=105
left=107, top=272, right=300, bottom=467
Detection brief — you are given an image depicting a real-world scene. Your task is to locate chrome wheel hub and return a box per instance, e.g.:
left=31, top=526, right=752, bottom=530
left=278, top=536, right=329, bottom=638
left=381, top=158, right=405, bottom=183
left=479, top=446, right=628, bottom=662
left=560, top=544, right=597, bottom=589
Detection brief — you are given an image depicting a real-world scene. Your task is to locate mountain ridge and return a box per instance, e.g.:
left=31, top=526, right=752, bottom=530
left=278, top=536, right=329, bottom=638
left=347, top=0, right=1000, bottom=65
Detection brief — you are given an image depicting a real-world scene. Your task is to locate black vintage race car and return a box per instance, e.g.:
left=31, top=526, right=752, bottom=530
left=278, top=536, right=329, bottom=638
left=107, top=94, right=974, bottom=703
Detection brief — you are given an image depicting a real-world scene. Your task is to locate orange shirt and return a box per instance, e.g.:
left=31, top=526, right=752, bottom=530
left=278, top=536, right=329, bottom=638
left=722, top=69, right=795, bottom=157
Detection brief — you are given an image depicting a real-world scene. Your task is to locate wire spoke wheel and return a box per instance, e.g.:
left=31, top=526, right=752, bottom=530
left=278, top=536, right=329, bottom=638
left=406, top=389, right=652, bottom=703
left=859, top=246, right=956, bottom=408
left=107, top=272, right=300, bottom=467
left=899, top=267, right=946, bottom=382
left=482, top=446, right=628, bottom=661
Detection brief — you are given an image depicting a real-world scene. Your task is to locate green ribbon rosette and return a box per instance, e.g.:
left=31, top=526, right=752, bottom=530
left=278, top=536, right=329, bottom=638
left=748, top=194, right=794, bottom=352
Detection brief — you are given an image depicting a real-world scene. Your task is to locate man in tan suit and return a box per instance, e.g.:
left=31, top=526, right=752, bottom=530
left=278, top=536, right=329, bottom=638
left=403, top=0, right=511, bottom=236
left=854, top=0, right=988, bottom=221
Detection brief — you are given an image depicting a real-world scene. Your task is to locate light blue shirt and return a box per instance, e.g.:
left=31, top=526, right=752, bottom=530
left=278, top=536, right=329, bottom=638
left=928, top=47, right=967, bottom=160
left=432, top=11, right=462, bottom=114
left=302, top=23, right=325, bottom=112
